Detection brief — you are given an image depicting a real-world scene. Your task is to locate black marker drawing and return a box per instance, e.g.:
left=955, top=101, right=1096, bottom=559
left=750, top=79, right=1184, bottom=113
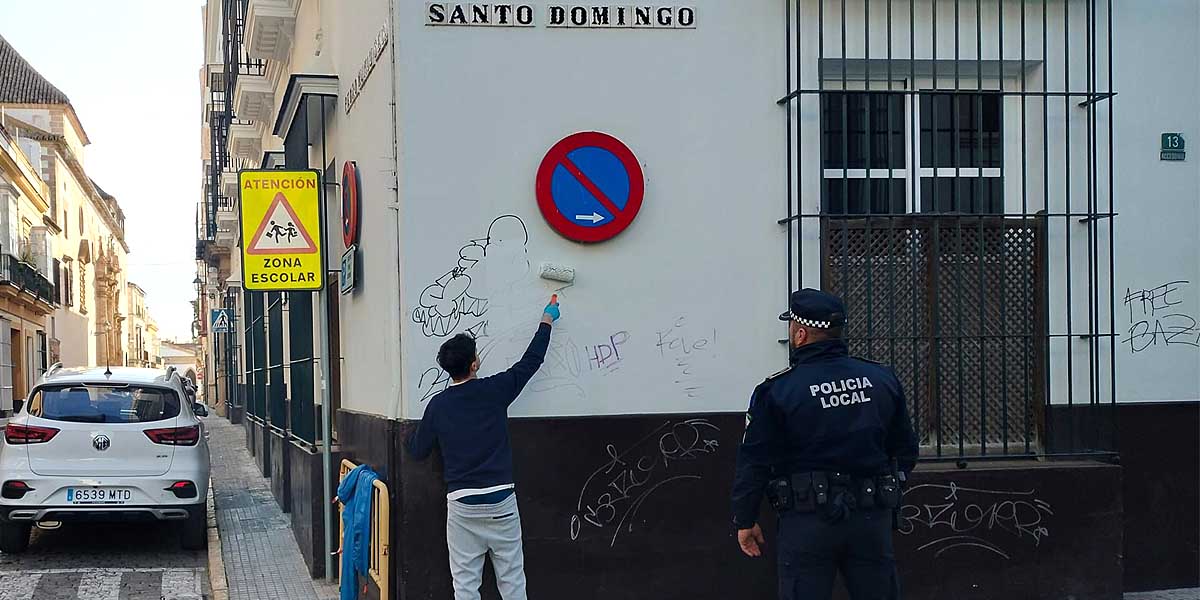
left=1122, top=280, right=1199, bottom=352
left=412, top=215, right=529, bottom=338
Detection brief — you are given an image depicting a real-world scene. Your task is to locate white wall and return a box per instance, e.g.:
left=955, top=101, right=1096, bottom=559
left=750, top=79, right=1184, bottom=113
left=395, top=1, right=788, bottom=419
left=1110, top=0, right=1200, bottom=403
left=788, top=0, right=1197, bottom=406
left=311, top=0, right=403, bottom=419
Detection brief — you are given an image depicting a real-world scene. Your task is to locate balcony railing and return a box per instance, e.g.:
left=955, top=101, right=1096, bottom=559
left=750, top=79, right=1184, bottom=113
left=0, top=253, right=57, bottom=308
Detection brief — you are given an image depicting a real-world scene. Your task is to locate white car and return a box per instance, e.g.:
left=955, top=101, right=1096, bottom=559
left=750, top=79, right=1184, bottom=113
left=0, top=365, right=211, bottom=553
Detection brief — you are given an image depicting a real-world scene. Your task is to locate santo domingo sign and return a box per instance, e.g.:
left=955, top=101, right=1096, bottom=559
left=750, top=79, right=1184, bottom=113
left=238, top=170, right=325, bottom=291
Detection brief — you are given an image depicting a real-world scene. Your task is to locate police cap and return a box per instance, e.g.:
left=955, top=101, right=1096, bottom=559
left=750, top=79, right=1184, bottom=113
left=777, top=288, right=848, bottom=329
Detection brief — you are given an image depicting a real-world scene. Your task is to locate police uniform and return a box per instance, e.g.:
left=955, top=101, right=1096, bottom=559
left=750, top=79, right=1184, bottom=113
left=731, top=289, right=918, bottom=600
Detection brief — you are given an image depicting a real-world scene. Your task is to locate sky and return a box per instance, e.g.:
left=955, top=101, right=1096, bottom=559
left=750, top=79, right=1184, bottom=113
left=1, top=0, right=204, bottom=341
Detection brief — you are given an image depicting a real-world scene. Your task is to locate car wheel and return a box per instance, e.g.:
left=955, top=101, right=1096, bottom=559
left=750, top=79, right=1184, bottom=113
left=180, top=506, right=207, bottom=550
left=0, top=522, right=31, bottom=554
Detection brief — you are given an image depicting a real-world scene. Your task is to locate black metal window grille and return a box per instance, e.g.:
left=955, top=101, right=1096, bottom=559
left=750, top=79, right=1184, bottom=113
left=780, top=0, right=1117, bottom=461
left=288, top=292, right=317, bottom=444
left=223, top=289, right=241, bottom=411
left=244, top=291, right=267, bottom=419
left=267, top=292, right=286, bottom=431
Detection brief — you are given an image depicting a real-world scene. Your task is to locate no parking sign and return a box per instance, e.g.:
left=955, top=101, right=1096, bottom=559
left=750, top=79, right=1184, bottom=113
left=535, top=132, right=644, bottom=243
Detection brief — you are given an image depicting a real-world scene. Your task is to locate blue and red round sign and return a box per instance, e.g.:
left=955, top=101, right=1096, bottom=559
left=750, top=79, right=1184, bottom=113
left=535, top=132, right=644, bottom=243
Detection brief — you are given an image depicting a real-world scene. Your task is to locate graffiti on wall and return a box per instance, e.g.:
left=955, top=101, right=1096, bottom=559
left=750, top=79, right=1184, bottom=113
left=569, top=419, right=721, bottom=547
left=897, top=482, right=1054, bottom=559
left=1122, top=280, right=1199, bottom=353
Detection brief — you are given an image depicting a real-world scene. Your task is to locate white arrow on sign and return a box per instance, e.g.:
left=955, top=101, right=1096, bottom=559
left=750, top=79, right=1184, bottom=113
left=574, top=212, right=605, bottom=223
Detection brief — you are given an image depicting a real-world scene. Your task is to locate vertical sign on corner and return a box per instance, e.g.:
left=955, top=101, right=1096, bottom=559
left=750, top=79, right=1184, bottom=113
left=239, top=170, right=324, bottom=291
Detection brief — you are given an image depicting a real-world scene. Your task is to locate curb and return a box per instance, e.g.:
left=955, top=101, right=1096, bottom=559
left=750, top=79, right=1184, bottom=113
left=206, top=479, right=229, bottom=600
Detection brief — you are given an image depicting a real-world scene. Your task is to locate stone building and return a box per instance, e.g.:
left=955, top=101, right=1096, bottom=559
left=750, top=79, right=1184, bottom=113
left=0, top=34, right=129, bottom=373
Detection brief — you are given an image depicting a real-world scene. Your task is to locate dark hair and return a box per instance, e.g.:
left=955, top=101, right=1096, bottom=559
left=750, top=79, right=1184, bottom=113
left=803, top=325, right=845, bottom=342
left=437, top=334, right=477, bottom=380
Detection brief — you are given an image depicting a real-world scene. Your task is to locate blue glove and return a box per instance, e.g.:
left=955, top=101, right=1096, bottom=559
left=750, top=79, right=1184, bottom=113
left=543, top=299, right=561, bottom=322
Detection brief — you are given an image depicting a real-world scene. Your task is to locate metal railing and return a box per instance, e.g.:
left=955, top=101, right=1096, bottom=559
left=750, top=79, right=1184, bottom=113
left=337, top=459, right=390, bottom=600
left=779, top=0, right=1117, bottom=461
left=0, top=253, right=57, bottom=307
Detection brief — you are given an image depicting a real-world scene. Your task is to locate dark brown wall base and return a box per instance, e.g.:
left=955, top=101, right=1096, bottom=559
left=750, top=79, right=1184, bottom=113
left=285, top=439, right=345, bottom=579
left=894, top=461, right=1122, bottom=600
left=1117, top=401, right=1200, bottom=592
left=335, top=409, right=402, bottom=595
left=245, top=417, right=271, bottom=477
left=386, top=412, right=1124, bottom=600
left=269, top=430, right=291, bottom=513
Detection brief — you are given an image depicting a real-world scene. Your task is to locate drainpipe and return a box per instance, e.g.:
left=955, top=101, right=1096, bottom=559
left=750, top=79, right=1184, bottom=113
left=387, top=0, right=403, bottom=421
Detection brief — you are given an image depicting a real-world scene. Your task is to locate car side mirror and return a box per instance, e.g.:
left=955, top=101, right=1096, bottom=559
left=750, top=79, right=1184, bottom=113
left=193, top=402, right=209, bottom=417
left=13, top=399, right=22, bottom=414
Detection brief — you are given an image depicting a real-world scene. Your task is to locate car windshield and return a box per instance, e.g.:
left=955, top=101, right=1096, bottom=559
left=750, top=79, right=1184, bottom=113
left=27, top=385, right=181, bottom=424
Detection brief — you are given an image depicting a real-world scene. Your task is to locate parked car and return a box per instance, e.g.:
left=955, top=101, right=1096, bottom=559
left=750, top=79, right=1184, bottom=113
left=0, top=365, right=211, bottom=553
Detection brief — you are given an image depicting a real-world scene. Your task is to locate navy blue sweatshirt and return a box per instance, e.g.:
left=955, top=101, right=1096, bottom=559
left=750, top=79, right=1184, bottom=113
left=406, top=323, right=551, bottom=499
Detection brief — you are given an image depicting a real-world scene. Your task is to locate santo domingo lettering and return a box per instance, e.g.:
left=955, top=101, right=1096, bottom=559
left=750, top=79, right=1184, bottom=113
left=810, top=377, right=873, bottom=408
left=250, top=257, right=317, bottom=285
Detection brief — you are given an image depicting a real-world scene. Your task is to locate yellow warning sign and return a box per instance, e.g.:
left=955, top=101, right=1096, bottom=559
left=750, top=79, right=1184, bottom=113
left=238, top=170, right=323, bottom=291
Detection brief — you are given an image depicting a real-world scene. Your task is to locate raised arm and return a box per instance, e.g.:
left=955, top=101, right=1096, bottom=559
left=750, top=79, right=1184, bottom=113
left=494, top=297, right=559, bottom=403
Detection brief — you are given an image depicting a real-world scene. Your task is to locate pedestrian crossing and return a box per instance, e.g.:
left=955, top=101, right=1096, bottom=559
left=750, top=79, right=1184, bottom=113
left=0, top=568, right=203, bottom=600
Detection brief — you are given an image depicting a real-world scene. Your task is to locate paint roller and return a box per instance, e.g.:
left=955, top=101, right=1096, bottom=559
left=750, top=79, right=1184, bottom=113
left=538, top=262, right=576, bottom=284
left=539, top=262, right=575, bottom=297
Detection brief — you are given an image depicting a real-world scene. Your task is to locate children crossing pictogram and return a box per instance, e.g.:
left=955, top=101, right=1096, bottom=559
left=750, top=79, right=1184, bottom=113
left=239, top=170, right=324, bottom=291
left=247, top=192, right=318, bottom=255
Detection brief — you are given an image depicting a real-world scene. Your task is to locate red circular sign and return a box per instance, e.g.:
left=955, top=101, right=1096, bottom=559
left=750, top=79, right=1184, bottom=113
left=341, top=160, right=361, bottom=247
left=535, top=132, right=644, bottom=243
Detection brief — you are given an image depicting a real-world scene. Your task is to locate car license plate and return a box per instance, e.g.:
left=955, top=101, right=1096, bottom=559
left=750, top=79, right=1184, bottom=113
left=66, top=488, right=132, bottom=505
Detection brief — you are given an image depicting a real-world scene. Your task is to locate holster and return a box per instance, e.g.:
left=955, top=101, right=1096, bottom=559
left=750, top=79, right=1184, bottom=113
left=876, top=474, right=901, bottom=509
left=766, top=476, right=794, bottom=512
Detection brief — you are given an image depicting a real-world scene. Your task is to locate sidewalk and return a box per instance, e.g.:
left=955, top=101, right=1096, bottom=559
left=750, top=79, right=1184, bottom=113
left=206, top=415, right=338, bottom=600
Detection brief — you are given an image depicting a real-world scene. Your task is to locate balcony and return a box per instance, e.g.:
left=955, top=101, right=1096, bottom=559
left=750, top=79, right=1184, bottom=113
left=245, top=0, right=299, bottom=61
left=221, top=171, right=239, bottom=198
left=233, top=72, right=274, bottom=123
left=0, top=253, right=57, bottom=314
left=215, top=197, right=239, bottom=249
left=228, top=121, right=262, bottom=162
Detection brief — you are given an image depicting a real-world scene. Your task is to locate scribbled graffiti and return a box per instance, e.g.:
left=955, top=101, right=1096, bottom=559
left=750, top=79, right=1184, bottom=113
left=570, top=419, right=721, bottom=547
left=1122, top=280, right=1199, bottom=353
left=897, top=482, right=1053, bottom=559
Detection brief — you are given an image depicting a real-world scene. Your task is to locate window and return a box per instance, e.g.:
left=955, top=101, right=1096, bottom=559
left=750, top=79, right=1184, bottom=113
left=819, top=88, right=1003, bottom=216
left=918, top=93, right=1003, bottom=213
left=63, top=260, right=74, bottom=308
left=821, top=92, right=907, bottom=215
left=35, top=332, right=46, bottom=377
left=52, top=258, right=61, bottom=304
left=28, top=384, right=180, bottom=423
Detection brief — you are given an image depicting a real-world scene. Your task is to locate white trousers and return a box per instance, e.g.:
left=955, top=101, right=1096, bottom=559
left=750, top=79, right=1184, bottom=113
left=445, top=493, right=528, bottom=600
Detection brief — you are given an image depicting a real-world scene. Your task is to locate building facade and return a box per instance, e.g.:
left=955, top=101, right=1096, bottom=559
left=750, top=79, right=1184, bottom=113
left=125, top=281, right=162, bottom=368
left=198, top=1, right=1198, bottom=597
left=0, top=117, right=55, bottom=415
left=0, top=34, right=130, bottom=378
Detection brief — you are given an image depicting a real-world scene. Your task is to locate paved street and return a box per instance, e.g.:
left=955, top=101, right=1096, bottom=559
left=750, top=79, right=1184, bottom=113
left=0, top=521, right=206, bottom=600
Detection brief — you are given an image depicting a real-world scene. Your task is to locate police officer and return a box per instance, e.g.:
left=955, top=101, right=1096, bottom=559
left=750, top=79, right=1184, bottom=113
left=731, top=289, right=918, bottom=600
